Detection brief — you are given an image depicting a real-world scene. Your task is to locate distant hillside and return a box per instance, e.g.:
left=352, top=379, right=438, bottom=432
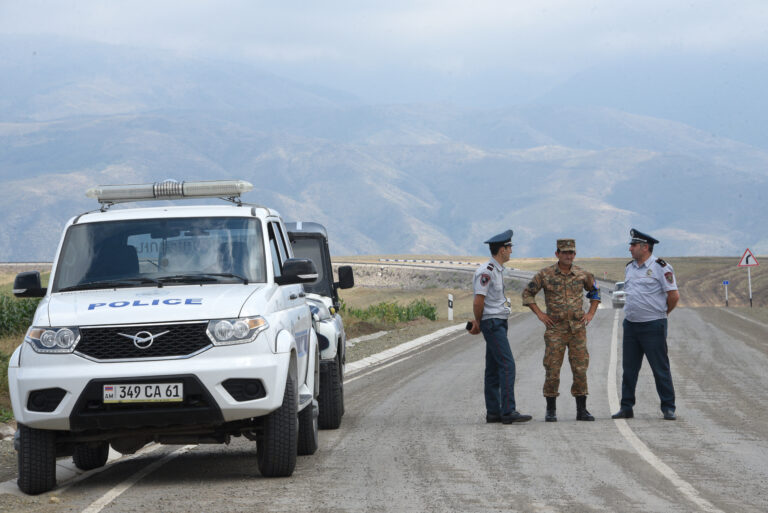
left=1, top=36, right=766, bottom=260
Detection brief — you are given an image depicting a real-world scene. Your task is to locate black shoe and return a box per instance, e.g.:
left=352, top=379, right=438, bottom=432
left=502, top=411, right=532, bottom=424
left=611, top=408, right=634, bottom=419
left=486, top=414, right=502, bottom=423
left=662, top=409, right=676, bottom=421
left=576, top=396, right=595, bottom=421
left=545, top=397, right=557, bottom=422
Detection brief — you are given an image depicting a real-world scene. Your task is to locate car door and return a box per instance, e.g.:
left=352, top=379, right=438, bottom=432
left=268, top=220, right=311, bottom=382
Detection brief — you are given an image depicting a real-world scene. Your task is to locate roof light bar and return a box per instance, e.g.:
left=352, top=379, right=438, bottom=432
left=86, top=180, right=254, bottom=204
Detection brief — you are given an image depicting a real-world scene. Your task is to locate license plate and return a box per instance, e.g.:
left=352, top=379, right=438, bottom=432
left=103, top=383, right=183, bottom=403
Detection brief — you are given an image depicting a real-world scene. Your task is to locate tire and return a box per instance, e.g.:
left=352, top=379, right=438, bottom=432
left=297, top=401, right=319, bottom=455
left=17, top=424, right=57, bottom=495
left=318, top=354, right=344, bottom=430
left=257, top=371, right=298, bottom=477
left=73, top=441, right=109, bottom=471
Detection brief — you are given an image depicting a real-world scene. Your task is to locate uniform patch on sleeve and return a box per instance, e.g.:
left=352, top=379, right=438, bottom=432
left=664, top=272, right=674, bottom=284
left=480, top=273, right=491, bottom=286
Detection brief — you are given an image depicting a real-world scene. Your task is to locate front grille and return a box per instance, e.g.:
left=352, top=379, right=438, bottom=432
left=76, top=322, right=211, bottom=360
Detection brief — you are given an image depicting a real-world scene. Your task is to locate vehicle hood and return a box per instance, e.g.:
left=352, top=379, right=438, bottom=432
left=46, top=284, right=267, bottom=326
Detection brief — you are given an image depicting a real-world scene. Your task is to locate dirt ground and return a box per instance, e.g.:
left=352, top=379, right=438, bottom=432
left=340, top=255, right=766, bottom=308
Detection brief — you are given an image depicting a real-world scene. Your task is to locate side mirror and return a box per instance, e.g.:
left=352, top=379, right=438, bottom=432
left=275, top=258, right=318, bottom=285
left=13, top=271, right=47, bottom=298
left=335, top=265, right=354, bottom=290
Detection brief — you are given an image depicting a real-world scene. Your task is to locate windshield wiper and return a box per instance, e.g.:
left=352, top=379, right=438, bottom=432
left=156, top=273, right=248, bottom=285
left=59, top=277, right=163, bottom=292
left=198, top=273, right=249, bottom=285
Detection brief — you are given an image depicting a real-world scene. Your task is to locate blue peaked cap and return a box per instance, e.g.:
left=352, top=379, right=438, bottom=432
left=484, top=229, right=514, bottom=245
left=629, top=228, right=659, bottom=245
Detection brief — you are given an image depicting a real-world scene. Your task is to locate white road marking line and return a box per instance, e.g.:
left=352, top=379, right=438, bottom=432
left=345, top=331, right=467, bottom=384
left=79, top=445, right=196, bottom=513
left=0, top=444, right=164, bottom=497
left=345, top=324, right=466, bottom=376
left=608, top=310, right=723, bottom=513
left=718, top=308, right=768, bottom=329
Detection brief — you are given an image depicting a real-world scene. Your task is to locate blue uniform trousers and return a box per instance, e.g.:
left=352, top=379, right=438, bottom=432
left=480, top=318, right=517, bottom=416
left=621, top=318, right=676, bottom=412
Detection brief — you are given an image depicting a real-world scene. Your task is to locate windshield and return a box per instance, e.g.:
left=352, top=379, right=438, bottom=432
left=290, top=237, right=330, bottom=296
left=52, top=217, right=266, bottom=292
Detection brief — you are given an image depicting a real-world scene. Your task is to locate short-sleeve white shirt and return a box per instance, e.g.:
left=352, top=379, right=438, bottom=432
left=624, top=255, right=678, bottom=322
left=473, top=259, right=509, bottom=320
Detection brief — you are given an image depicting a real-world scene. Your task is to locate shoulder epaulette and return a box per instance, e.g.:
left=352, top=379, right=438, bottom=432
left=486, top=263, right=495, bottom=271
left=655, top=258, right=667, bottom=267
left=626, top=260, right=633, bottom=267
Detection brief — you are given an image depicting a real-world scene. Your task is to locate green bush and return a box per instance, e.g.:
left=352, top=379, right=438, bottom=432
left=0, top=294, right=40, bottom=338
left=340, top=298, right=437, bottom=324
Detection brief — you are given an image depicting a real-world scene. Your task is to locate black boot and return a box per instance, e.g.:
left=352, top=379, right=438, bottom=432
left=545, top=397, right=557, bottom=422
left=576, top=396, right=595, bottom=421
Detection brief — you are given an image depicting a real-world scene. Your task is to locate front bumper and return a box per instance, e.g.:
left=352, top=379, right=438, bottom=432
left=9, top=340, right=290, bottom=431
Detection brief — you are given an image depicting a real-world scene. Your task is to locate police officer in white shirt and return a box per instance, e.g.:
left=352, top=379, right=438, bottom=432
left=469, top=229, right=532, bottom=424
left=612, top=229, right=680, bottom=421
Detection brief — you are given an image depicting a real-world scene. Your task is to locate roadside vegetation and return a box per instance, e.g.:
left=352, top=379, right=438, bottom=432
left=0, top=272, right=48, bottom=420
left=339, top=295, right=440, bottom=339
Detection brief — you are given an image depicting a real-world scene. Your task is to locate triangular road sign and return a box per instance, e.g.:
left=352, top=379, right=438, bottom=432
left=738, top=248, right=759, bottom=267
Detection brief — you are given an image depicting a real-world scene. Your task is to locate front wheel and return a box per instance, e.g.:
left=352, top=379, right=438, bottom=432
left=17, top=425, right=57, bottom=495
left=297, top=401, right=319, bottom=455
left=257, top=372, right=298, bottom=477
left=318, top=355, right=344, bottom=430
left=73, top=441, right=110, bottom=470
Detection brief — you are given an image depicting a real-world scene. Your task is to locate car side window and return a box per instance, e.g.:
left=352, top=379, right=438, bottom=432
left=268, top=222, right=283, bottom=278
left=275, top=222, right=293, bottom=259
left=272, top=222, right=290, bottom=262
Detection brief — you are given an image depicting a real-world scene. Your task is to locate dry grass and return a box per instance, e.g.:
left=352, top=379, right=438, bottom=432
left=340, top=255, right=766, bottom=308
left=339, top=287, right=476, bottom=339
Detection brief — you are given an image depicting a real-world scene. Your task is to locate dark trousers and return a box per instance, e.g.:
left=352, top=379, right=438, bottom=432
left=481, top=318, right=517, bottom=416
left=621, top=318, right=676, bottom=412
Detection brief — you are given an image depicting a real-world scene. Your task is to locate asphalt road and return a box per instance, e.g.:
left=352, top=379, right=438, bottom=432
left=2, top=303, right=768, bottom=512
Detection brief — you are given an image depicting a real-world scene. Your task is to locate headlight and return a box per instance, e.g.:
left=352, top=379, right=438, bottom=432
left=206, top=316, right=268, bottom=346
left=25, top=327, right=81, bottom=354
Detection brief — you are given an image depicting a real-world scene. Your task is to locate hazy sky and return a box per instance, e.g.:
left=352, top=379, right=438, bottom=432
left=2, top=0, right=767, bottom=105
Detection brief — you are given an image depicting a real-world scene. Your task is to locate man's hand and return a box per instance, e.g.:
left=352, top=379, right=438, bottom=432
left=469, top=319, right=482, bottom=335
left=581, top=311, right=595, bottom=326
left=537, top=311, right=555, bottom=328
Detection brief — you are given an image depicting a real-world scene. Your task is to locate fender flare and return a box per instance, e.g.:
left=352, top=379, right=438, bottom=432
left=275, top=329, right=297, bottom=354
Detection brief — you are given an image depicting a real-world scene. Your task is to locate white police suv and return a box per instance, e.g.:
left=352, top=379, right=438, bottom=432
left=10, top=180, right=321, bottom=494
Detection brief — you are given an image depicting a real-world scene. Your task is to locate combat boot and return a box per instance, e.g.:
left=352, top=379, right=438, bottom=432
left=575, top=395, right=595, bottom=421
left=545, top=397, right=557, bottom=422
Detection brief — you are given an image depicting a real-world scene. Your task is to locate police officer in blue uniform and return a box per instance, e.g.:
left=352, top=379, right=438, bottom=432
left=612, top=229, right=680, bottom=421
left=469, top=229, right=532, bottom=424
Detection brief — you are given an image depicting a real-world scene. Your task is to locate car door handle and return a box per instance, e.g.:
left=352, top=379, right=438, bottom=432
left=290, top=294, right=298, bottom=300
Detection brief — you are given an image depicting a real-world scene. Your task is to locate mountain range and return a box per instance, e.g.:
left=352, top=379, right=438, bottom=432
left=1, top=36, right=766, bottom=260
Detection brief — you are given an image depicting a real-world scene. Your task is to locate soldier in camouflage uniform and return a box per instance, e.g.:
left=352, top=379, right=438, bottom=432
left=521, top=239, right=601, bottom=422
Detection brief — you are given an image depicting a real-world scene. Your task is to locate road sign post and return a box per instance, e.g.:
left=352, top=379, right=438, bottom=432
left=737, top=249, right=759, bottom=308
left=448, top=294, right=454, bottom=321
left=723, top=280, right=729, bottom=307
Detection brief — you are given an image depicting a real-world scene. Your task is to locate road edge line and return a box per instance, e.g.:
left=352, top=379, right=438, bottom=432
left=345, top=323, right=466, bottom=376
left=608, top=310, right=723, bottom=513
left=80, top=445, right=195, bottom=513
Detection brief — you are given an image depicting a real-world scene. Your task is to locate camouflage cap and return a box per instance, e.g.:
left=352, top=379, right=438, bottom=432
left=557, top=239, right=576, bottom=251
